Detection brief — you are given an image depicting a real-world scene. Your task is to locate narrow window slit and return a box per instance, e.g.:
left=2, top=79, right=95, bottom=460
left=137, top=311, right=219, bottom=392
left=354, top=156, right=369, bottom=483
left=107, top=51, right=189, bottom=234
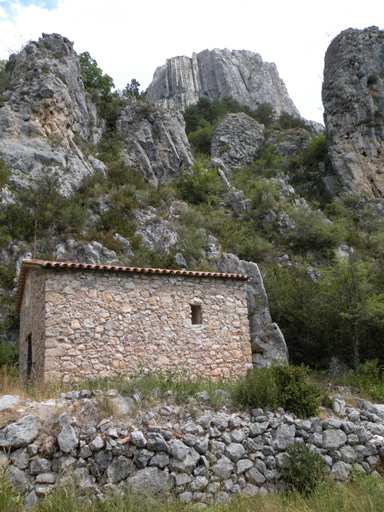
left=27, top=334, right=32, bottom=378
left=191, top=305, right=202, bottom=325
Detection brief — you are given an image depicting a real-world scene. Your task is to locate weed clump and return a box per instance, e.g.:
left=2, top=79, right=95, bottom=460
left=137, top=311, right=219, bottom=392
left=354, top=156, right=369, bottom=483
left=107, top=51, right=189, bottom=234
left=285, top=442, right=328, bottom=495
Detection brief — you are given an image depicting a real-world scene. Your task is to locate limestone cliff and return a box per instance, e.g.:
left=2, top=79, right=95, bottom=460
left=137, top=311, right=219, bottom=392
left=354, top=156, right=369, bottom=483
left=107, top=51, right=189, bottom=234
left=0, top=33, right=193, bottom=195
left=116, top=102, right=193, bottom=187
left=0, top=33, right=106, bottom=197
left=322, top=26, right=384, bottom=198
left=146, top=49, right=301, bottom=117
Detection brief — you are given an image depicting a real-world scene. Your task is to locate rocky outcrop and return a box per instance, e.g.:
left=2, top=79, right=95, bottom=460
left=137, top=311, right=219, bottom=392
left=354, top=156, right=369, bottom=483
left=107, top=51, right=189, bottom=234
left=273, top=129, right=312, bottom=162
left=117, top=102, right=193, bottom=187
left=0, top=33, right=105, bottom=197
left=322, top=26, right=384, bottom=198
left=146, top=49, right=301, bottom=117
left=53, top=239, right=122, bottom=265
left=134, top=207, right=179, bottom=252
left=217, top=253, right=288, bottom=368
left=1, top=391, right=384, bottom=506
left=211, top=113, right=265, bottom=172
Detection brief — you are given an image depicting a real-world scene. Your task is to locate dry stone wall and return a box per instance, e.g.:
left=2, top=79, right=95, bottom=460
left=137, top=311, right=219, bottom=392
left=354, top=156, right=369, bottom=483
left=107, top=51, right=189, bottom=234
left=1, top=391, right=384, bottom=509
left=27, top=269, right=252, bottom=380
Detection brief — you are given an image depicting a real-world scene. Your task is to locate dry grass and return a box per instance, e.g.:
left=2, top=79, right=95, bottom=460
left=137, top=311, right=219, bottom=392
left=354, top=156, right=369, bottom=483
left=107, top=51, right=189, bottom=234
left=1, top=474, right=383, bottom=512
left=0, top=366, right=72, bottom=401
left=0, top=366, right=132, bottom=403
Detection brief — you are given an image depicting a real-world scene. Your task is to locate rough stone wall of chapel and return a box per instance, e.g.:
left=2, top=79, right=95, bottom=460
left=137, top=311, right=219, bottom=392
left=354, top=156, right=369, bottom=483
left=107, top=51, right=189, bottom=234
left=19, top=269, right=46, bottom=381
left=43, top=270, right=252, bottom=380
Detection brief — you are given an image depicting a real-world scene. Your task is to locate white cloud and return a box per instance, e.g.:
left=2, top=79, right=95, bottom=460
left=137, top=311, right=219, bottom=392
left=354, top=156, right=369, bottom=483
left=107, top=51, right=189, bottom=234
left=0, top=0, right=383, bottom=123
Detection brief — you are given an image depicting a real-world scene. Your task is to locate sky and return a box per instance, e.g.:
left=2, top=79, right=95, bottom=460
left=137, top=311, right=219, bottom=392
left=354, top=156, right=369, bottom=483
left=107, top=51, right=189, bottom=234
left=0, top=0, right=383, bottom=124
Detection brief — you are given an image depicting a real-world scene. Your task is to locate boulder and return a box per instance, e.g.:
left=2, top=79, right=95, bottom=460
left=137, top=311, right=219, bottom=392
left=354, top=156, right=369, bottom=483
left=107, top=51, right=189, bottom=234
left=328, top=357, right=348, bottom=376
left=104, top=456, right=134, bottom=484
left=0, top=395, right=20, bottom=410
left=0, top=415, right=40, bottom=448
left=57, top=424, right=78, bottom=453
left=126, top=466, right=170, bottom=493
left=6, top=465, right=31, bottom=493
left=331, top=461, right=351, bottom=481
left=211, top=113, right=265, bottom=171
left=322, top=429, right=347, bottom=450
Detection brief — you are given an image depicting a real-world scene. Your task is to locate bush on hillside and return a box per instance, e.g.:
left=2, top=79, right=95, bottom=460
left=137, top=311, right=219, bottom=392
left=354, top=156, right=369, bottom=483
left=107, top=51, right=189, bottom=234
left=188, top=124, right=215, bottom=155
left=232, top=364, right=322, bottom=417
left=178, top=159, right=223, bottom=205
left=279, top=112, right=309, bottom=131
left=0, top=158, right=10, bottom=189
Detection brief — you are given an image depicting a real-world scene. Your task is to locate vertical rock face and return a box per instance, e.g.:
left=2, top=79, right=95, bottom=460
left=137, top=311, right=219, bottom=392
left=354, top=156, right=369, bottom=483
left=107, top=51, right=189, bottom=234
left=116, top=102, right=193, bottom=186
left=217, top=253, right=288, bottom=368
left=322, top=27, right=384, bottom=198
left=0, top=33, right=105, bottom=196
left=146, top=49, right=301, bottom=117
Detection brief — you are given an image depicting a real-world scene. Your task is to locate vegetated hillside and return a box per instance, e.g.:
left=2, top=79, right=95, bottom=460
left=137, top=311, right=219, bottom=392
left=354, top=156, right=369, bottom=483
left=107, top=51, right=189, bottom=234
left=1, top=33, right=384, bottom=372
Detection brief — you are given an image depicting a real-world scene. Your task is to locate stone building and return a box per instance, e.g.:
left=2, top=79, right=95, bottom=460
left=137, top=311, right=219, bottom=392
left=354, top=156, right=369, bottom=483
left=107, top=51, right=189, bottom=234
left=16, top=259, right=254, bottom=381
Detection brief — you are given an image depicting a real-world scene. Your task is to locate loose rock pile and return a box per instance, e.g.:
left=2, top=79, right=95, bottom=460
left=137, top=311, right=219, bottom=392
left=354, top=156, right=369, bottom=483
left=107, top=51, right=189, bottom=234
left=1, top=390, right=384, bottom=509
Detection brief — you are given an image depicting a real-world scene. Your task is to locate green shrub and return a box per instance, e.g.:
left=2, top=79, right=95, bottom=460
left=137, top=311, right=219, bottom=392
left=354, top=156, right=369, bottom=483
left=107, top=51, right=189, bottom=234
left=279, top=113, right=310, bottom=131
left=97, top=134, right=123, bottom=164
left=178, top=159, right=222, bottom=205
left=273, top=364, right=322, bottom=417
left=98, top=207, right=137, bottom=239
left=0, top=339, right=18, bottom=367
left=301, top=133, right=329, bottom=169
left=249, top=178, right=281, bottom=213
left=188, top=124, right=215, bottom=154
left=346, top=360, right=384, bottom=401
left=233, top=364, right=279, bottom=410
left=285, top=442, right=328, bottom=494
left=177, top=225, right=206, bottom=264
left=218, top=217, right=274, bottom=262
left=234, top=145, right=283, bottom=180
left=183, top=96, right=260, bottom=135
left=0, top=262, right=16, bottom=290
left=233, top=364, right=322, bottom=417
left=0, top=172, right=92, bottom=241
left=288, top=133, right=336, bottom=206
left=286, top=209, right=344, bottom=256
left=108, top=163, right=145, bottom=189
left=254, top=103, right=274, bottom=126
left=58, top=203, right=88, bottom=233
left=0, top=158, right=10, bottom=189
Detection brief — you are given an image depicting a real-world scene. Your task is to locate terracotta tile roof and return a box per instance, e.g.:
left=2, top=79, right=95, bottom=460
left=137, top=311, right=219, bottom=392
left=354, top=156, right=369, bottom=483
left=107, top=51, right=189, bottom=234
left=16, top=259, right=250, bottom=313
